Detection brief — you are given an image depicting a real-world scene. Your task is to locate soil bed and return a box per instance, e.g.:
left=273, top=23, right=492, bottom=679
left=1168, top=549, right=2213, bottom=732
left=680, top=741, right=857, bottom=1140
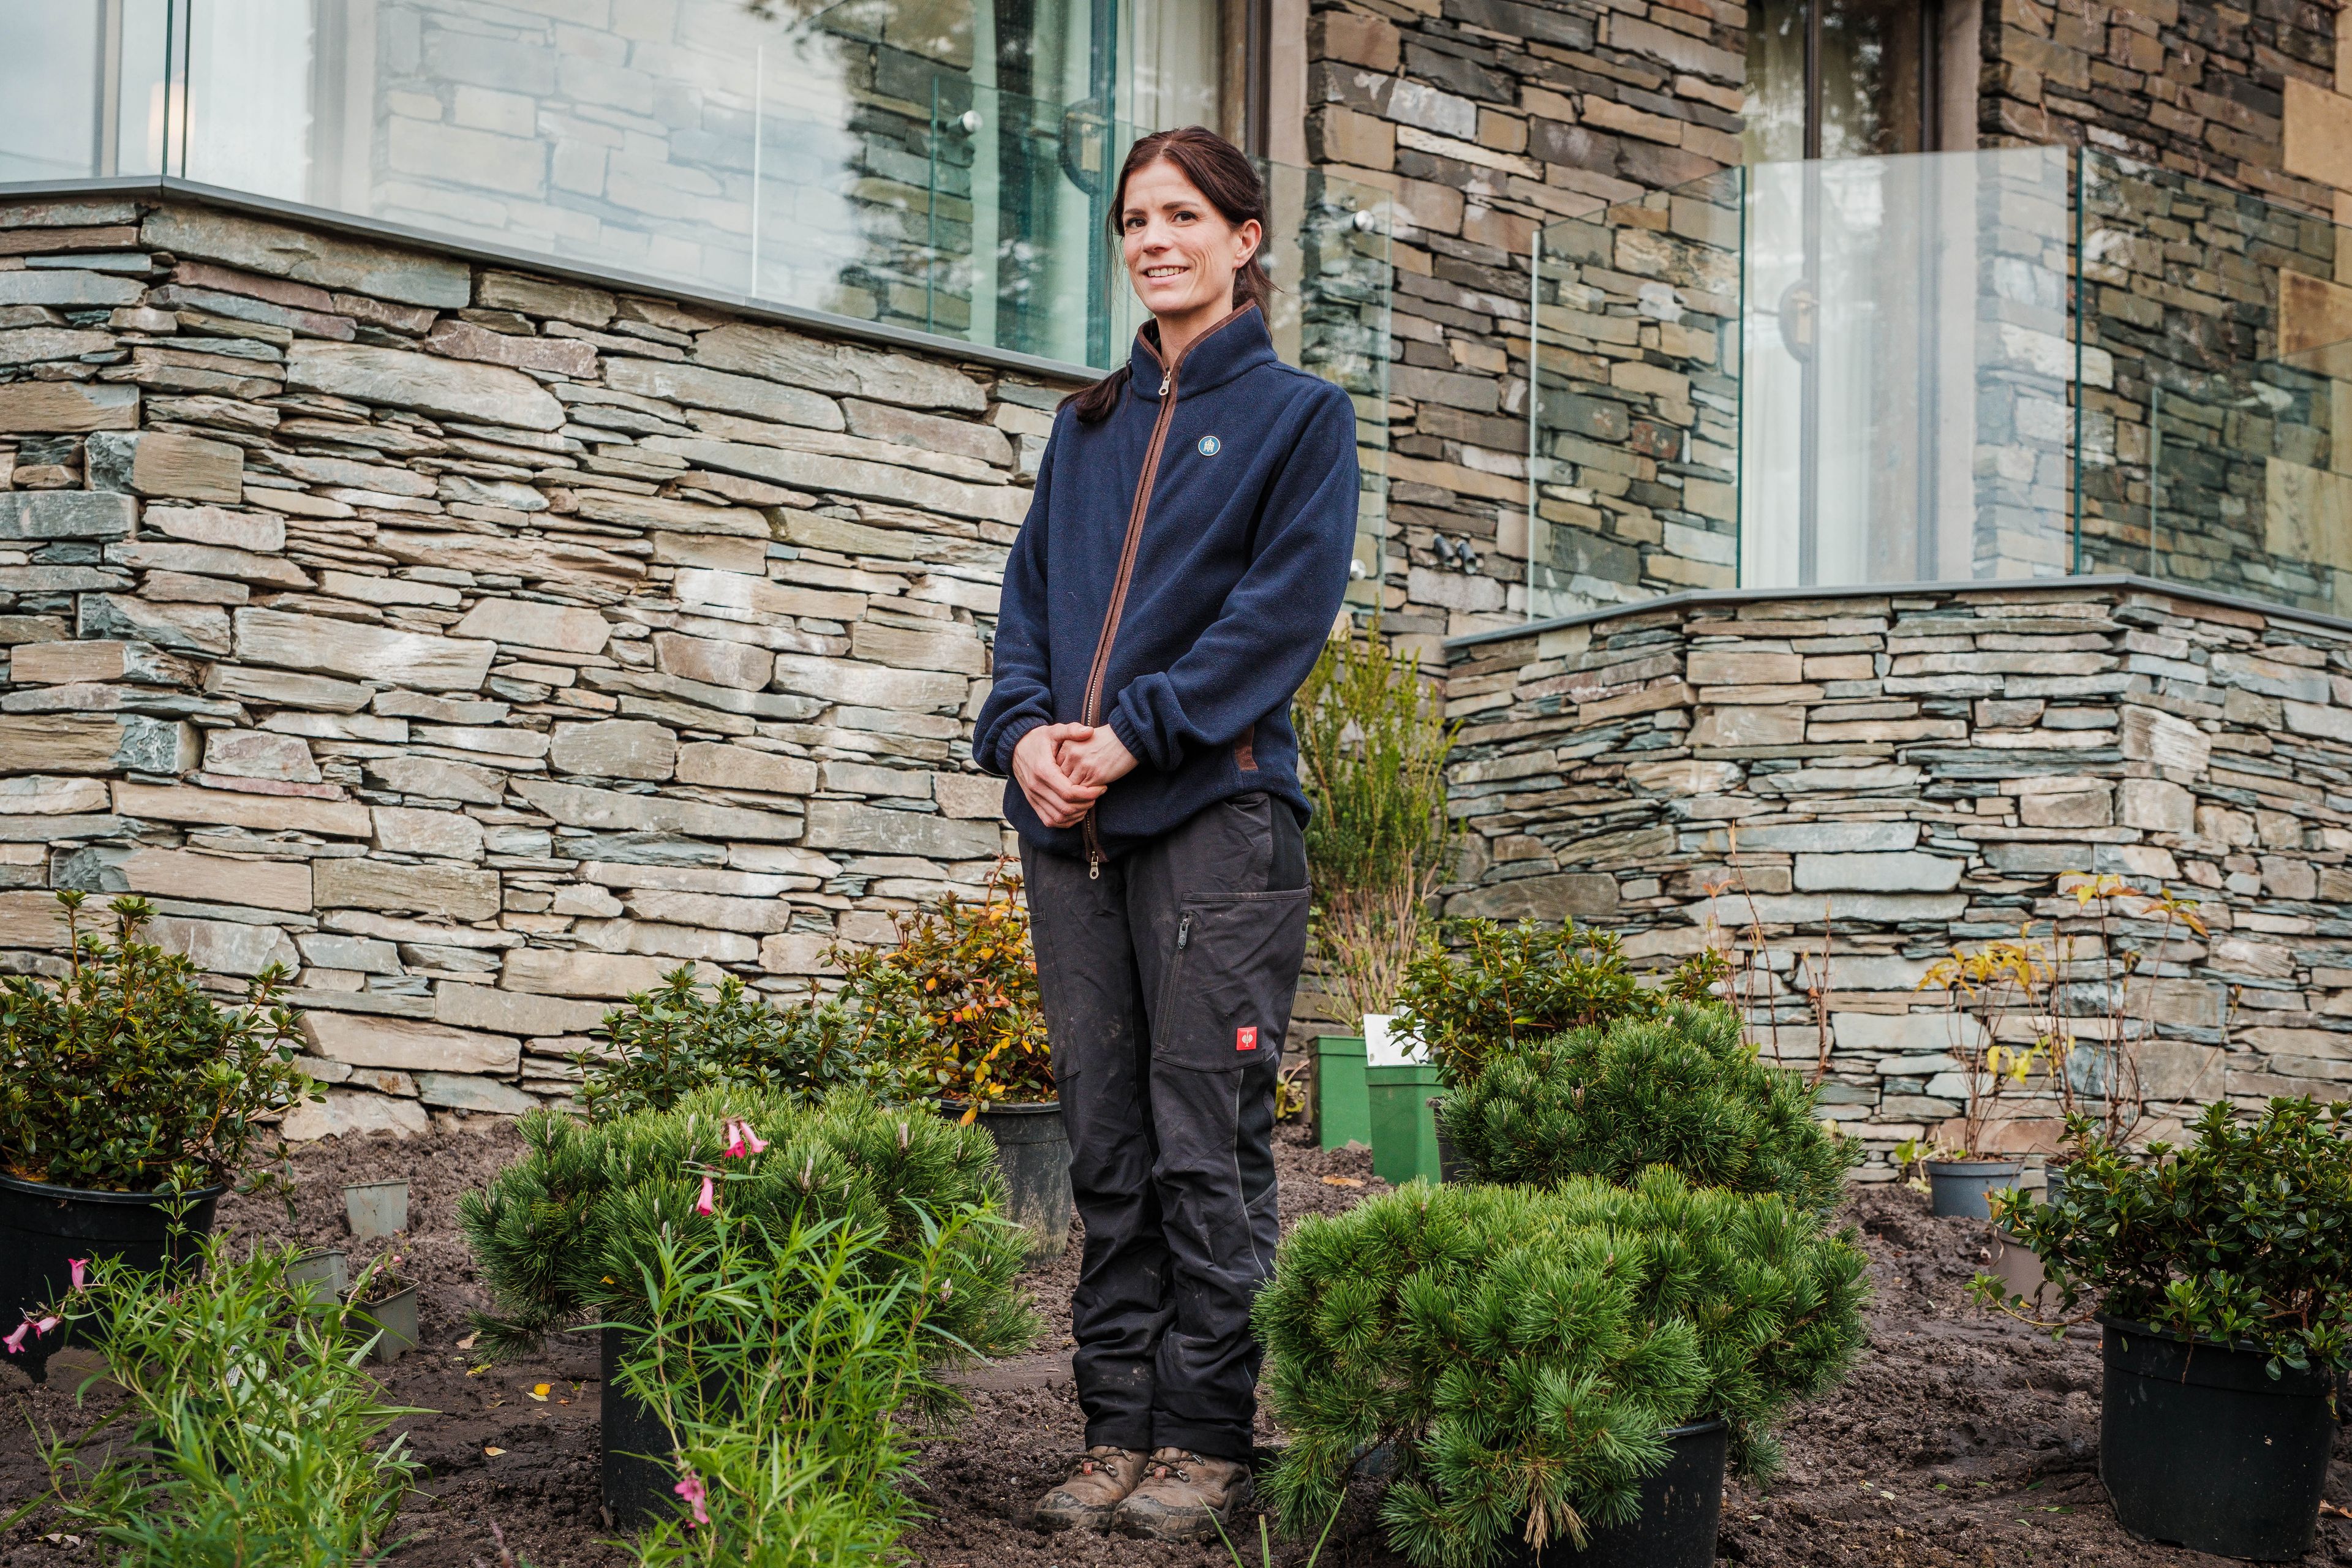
left=1, top=1129, right=2346, bottom=1568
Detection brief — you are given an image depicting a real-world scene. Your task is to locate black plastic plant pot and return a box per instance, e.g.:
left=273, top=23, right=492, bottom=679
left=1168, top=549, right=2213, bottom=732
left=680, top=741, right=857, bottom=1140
left=1495, top=1419, right=1727, bottom=1566
left=1429, top=1096, right=1465, bottom=1185
left=602, top=1324, right=680, bottom=1530
left=0, top=1172, right=223, bottom=1384
left=940, top=1099, right=1072, bottom=1262
left=2099, top=1316, right=2337, bottom=1561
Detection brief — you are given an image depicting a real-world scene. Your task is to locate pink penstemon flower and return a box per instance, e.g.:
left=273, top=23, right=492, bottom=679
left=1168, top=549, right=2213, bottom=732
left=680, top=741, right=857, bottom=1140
left=674, top=1469, right=710, bottom=1528
left=695, top=1174, right=717, bottom=1216
left=67, top=1258, right=88, bottom=1292
left=3, top=1314, right=58, bottom=1355
left=720, top=1118, right=770, bottom=1158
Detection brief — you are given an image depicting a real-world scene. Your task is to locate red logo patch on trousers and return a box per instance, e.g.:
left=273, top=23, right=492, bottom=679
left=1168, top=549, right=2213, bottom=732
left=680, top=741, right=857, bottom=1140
left=1236, top=1027, right=1258, bottom=1051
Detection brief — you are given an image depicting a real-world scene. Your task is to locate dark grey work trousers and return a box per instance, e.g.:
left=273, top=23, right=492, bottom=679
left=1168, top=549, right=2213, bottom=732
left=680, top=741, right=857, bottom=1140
left=1021, top=791, right=1310, bottom=1461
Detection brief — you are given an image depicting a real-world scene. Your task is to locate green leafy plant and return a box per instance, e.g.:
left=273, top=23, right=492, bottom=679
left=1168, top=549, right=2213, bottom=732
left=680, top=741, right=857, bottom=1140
left=1980, top=1098, right=2352, bottom=1375
left=459, top=1085, right=1036, bottom=1363
left=580, top=967, right=884, bottom=1121
left=1394, top=918, right=1723, bottom=1087
left=26, top=1235, right=420, bottom=1566
left=0, top=892, right=312, bottom=1193
left=1257, top=1171, right=1868, bottom=1566
left=1294, top=621, right=1458, bottom=1027
left=1442, top=1004, right=1856, bottom=1210
left=829, top=862, right=1052, bottom=1114
left=613, top=1201, right=993, bottom=1566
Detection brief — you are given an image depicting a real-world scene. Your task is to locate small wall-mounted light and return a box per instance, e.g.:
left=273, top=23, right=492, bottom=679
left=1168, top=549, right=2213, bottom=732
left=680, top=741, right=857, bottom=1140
left=1352, top=209, right=1376, bottom=233
left=1433, top=534, right=1480, bottom=574
left=959, top=109, right=982, bottom=133
left=1348, top=557, right=1368, bottom=580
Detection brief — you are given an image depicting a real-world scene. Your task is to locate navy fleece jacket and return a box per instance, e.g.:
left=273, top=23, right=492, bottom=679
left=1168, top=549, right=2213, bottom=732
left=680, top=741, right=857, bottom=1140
left=974, top=302, right=1359, bottom=864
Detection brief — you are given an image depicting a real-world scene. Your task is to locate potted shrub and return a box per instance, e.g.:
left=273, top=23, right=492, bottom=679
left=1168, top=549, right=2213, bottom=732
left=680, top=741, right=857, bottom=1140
left=576, top=965, right=883, bottom=1121
left=1441, top=1003, right=1856, bottom=1211
left=1257, top=1171, right=1869, bottom=1567
left=604, top=1180, right=989, bottom=1539
left=459, top=1085, right=1036, bottom=1525
left=831, top=864, right=1069, bottom=1258
left=1915, top=876, right=2212, bottom=1221
left=1292, top=622, right=1457, bottom=1156
left=33, top=1237, right=419, bottom=1559
left=0, top=892, right=312, bottom=1382
left=1395, top=921, right=1728, bottom=1183
left=1983, top=1098, right=2351, bottom=1562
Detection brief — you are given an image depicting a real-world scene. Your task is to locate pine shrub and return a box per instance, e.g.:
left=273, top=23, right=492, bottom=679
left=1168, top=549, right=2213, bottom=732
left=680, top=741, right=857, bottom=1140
left=1442, top=1005, right=1856, bottom=1211
left=1257, top=1172, right=1869, bottom=1566
left=458, top=1086, right=1035, bottom=1363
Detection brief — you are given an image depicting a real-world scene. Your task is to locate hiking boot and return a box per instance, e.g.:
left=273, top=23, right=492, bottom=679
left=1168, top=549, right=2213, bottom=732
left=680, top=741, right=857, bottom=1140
left=1112, top=1447, right=1252, bottom=1542
left=1034, top=1445, right=1148, bottom=1533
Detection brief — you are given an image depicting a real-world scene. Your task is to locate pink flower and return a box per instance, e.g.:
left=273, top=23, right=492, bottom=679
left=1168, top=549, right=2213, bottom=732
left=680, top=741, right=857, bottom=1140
left=67, top=1259, right=87, bottom=1292
left=2, top=1321, right=26, bottom=1355
left=674, top=1469, right=709, bottom=1528
left=695, top=1174, right=716, bottom=1216
left=720, top=1118, right=771, bottom=1158
left=31, top=1316, right=56, bottom=1338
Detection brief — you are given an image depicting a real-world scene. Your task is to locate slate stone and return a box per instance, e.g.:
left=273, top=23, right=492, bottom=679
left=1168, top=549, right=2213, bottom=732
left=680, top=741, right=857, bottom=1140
left=284, top=342, right=565, bottom=431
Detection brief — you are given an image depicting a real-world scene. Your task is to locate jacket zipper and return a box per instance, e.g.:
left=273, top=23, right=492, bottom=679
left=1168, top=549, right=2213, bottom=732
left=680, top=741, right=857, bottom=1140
left=1074, top=304, right=1256, bottom=879
left=1077, top=360, right=1181, bottom=877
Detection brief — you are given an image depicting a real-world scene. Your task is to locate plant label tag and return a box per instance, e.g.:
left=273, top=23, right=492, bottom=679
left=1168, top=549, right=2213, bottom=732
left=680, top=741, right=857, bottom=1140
left=1235, top=1027, right=1258, bottom=1052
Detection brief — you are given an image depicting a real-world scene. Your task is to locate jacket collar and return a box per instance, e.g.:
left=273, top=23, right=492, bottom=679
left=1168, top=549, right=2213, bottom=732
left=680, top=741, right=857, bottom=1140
left=1131, top=301, right=1275, bottom=402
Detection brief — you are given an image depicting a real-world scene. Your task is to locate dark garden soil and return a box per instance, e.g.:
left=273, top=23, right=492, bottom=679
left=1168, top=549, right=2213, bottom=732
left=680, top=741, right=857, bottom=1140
left=1, top=1128, right=2347, bottom=1568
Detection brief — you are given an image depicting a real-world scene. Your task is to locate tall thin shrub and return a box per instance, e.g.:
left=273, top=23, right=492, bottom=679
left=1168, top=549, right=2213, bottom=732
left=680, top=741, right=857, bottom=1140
left=32, top=1237, right=421, bottom=1566
left=1294, top=624, right=1458, bottom=1024
left=613, top=1205, right=989, bottom=1566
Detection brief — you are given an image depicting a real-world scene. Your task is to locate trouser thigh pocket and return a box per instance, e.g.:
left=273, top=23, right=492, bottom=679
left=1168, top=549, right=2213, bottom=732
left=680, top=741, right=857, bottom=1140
left=1153, top=888, right=1311, bottom=1072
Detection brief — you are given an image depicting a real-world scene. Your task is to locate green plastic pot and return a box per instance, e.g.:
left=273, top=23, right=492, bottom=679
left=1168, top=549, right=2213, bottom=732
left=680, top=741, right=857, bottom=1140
left=1366, top=1063, right=1445, bottom=1185
left=1314, top=1035, right=1370, bottom=1150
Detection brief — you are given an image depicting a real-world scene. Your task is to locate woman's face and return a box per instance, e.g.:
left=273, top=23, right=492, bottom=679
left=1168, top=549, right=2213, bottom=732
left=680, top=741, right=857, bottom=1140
left=1120, top=158, right=1260, bottom=325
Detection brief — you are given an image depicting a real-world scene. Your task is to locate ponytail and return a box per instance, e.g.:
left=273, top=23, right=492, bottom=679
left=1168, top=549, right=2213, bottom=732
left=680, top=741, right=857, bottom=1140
left=1062, top=127, right=1276, bottom=425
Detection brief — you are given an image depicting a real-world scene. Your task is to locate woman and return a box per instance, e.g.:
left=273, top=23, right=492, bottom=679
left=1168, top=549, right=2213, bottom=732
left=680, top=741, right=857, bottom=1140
left=974, top=126, right=1359, bottom=1542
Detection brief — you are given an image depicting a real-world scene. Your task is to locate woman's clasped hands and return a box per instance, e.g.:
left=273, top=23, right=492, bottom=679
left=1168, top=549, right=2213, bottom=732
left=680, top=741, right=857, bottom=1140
left=1011, top=723, right=1139, bottom=827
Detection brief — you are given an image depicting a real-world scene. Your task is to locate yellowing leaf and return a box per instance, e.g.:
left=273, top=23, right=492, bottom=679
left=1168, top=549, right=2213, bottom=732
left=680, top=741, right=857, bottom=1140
left=484, top=1447, right=507, bottom=1457
left=529, top=1383, right=551, bottom=1401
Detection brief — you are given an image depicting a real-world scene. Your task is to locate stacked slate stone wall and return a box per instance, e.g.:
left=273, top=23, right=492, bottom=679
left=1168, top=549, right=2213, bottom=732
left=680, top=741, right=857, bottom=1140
left=0, top=194, right=1069, bottom=1139
left=1442, top=581, right=2352, bottom=1176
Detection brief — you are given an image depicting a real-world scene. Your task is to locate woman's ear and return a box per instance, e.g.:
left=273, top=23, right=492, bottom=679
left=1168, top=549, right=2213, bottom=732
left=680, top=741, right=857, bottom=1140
left=1233, top=217, right=1264, bottom=271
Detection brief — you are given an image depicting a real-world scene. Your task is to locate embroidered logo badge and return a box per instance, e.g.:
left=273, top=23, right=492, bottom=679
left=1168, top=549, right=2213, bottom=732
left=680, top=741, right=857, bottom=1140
left=1197, top=434, right=1221, bottom=456
left=1235, top=1026, right=1257, bottom=1052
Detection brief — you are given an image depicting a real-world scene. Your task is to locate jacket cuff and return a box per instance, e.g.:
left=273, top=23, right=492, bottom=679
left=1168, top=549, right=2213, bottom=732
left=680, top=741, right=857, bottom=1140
left=1106, top=705, right=1159, bottom=774
left=989, top=715, right=1047, bottom=777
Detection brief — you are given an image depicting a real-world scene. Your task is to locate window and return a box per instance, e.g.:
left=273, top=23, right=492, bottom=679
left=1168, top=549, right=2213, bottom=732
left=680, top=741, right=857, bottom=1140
left=1743, top=0, right=1937, bottom=163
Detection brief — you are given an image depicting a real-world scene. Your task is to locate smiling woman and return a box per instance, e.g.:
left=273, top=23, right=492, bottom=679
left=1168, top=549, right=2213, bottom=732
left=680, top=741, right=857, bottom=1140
left=971, top=125, right=1360, bottom=1545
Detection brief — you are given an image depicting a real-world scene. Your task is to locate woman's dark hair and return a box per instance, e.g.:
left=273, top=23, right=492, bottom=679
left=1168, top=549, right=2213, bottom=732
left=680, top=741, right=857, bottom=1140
left=1063, top=126, right=1275, bottom=424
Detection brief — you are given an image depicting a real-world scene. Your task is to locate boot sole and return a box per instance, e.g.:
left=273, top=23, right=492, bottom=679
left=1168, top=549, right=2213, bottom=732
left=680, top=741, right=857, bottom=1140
left=1114, top=1476, right=1254, bottom=1543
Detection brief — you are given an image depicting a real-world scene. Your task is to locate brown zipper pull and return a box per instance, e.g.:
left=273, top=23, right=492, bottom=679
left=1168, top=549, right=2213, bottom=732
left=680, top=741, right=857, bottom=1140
left=1159, top=372, right=1170, bottom=395
left=1089, top=856, right=1100, bottom=880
